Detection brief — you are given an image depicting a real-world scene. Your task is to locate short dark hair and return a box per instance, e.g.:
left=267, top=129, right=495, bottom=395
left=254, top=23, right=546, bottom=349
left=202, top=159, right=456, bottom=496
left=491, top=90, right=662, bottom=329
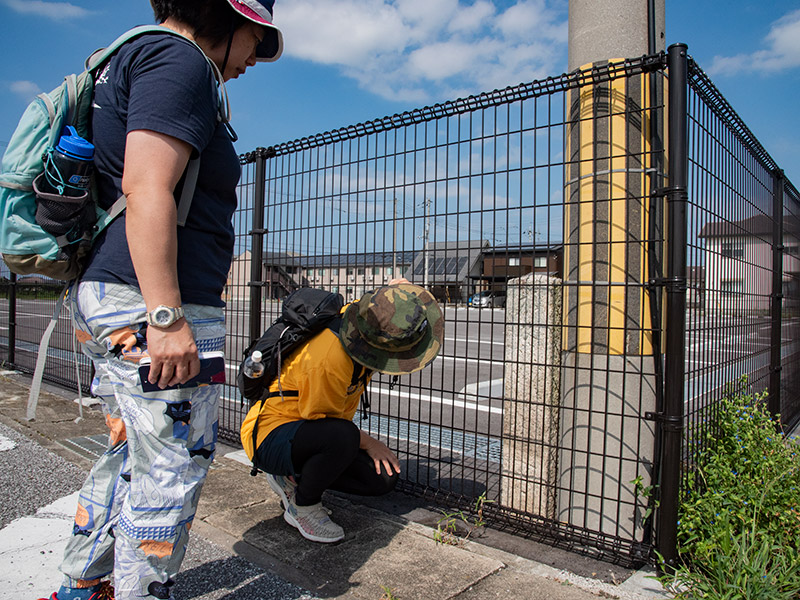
left=150, top=0, right=250, bottom=46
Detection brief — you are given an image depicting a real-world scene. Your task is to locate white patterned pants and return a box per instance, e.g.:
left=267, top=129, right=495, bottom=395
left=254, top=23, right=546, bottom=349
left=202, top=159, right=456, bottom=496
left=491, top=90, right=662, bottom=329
left=61, top=281, right=225, bottom=599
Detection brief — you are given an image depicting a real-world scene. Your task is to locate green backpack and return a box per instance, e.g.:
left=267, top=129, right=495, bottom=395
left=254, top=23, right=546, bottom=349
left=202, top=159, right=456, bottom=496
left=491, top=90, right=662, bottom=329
left=0, top=25, right=229, bottom=281
left=4, top=26, right=232, bottom=423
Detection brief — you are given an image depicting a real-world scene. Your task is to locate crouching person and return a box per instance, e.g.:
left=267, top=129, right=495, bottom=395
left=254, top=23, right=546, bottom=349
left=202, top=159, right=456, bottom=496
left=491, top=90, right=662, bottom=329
left=240, top=282, right=443, bottom=543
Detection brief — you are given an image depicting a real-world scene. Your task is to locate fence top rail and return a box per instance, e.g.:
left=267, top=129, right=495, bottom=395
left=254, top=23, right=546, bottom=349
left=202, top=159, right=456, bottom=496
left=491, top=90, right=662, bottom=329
left=239, top=53, right=666, bottom=164
left=687, top=57, right=798, bottom=198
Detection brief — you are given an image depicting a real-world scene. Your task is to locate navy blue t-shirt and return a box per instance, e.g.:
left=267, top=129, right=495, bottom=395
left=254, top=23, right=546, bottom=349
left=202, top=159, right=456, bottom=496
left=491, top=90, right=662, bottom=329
left=82, top=33, right=240, bottom=307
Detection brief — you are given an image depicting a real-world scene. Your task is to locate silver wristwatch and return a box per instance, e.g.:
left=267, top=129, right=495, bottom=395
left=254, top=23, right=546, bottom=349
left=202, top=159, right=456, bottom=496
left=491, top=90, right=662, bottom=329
left=145, top=305, right=185, bottom=329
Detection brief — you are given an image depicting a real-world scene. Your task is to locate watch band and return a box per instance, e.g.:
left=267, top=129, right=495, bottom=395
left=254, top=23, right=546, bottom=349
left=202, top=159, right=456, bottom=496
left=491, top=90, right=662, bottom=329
left=146, top=305, right=185, bottom=329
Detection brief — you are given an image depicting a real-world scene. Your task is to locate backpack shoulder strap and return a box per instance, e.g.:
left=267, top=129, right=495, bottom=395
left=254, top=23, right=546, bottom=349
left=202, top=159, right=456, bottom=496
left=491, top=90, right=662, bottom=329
left=326, top=316, right=343, bottom=335
left=84, top=25, right=227, bottom=105
left=26, top=284, right=69, bottom=421
left=85, top=25, right=218, bottom=230
left=84, top=25, right=183, bottom=73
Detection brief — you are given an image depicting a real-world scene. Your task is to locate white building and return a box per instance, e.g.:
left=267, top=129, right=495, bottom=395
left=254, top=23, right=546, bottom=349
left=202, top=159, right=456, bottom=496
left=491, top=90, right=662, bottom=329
left=699, top=215, right=800, bottom=313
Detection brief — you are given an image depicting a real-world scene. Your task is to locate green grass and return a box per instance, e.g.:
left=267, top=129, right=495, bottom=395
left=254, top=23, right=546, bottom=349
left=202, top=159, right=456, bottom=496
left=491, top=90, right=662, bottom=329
left=658, top=381, right=800, bottom=599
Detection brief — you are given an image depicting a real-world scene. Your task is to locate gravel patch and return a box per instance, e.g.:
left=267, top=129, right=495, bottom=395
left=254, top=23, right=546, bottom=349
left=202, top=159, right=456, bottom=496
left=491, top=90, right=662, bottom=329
left=0, top=422, right=319, bottom=600
left=178, top=536, right=318, bottom=600
left=0, top=422, right=86, bottom=528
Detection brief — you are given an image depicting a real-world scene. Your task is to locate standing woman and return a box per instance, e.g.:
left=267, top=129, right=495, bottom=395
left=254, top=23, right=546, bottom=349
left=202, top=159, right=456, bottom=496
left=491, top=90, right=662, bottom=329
left=40, top=2, right=283, bottom=600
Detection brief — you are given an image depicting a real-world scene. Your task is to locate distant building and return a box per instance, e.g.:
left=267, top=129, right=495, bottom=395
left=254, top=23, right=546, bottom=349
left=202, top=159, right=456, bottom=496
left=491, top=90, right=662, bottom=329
left=227, top=250, right=414, bottom=303
left=227, top=242, right=564, bottom=305
left=403, top=240, right=488, bottom=303
left=699, top=215, right=800, bottom=313
left=226, top=250, right=307, bottom=300
left=301, top=251, right=415, bottom=303
left=687, top=265, right=706, bottom=309
left=477, top=243, right=562, bottom=286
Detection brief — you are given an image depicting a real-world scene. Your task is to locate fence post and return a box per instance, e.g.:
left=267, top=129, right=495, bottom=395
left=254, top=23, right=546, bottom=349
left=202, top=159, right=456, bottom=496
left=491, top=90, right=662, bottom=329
left=769, top=169, right=785, bottom=421
left=8, top=273, right=16, bottom=365
left=248, top=148, right=268, bottom=344
left=657, top=42, right=689, bottom=570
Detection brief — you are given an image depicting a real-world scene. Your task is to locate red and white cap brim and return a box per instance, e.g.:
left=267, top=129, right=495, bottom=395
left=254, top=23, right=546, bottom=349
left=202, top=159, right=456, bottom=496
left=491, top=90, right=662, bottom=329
left=226, top=0, right=284, bottom=62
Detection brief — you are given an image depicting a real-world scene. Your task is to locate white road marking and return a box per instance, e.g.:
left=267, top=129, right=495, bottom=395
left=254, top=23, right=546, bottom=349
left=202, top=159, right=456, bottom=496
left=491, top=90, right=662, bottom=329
left=0, top=434, right=16, bottom=452
left=366, top=386, right=504, bottom=415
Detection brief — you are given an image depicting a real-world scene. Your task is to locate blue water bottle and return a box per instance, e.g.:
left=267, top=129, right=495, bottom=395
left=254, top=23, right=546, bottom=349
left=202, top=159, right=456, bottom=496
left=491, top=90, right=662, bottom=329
left=43, top=126, right=94, bottom=196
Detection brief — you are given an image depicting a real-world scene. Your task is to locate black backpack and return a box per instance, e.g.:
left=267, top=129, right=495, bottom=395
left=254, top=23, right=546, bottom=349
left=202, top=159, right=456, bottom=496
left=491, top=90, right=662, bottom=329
left=237, top=287, right=346, bottom=402
left=237, top=287, right=372, bottom=475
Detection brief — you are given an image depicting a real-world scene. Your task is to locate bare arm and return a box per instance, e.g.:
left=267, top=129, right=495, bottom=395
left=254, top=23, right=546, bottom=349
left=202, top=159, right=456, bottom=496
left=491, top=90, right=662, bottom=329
left=122, top=129, right=200, bottom=388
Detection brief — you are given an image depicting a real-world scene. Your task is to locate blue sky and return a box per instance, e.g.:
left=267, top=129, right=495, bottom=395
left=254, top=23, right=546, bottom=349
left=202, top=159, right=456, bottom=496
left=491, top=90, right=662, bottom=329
left=1, top=0, right=799, bottom=183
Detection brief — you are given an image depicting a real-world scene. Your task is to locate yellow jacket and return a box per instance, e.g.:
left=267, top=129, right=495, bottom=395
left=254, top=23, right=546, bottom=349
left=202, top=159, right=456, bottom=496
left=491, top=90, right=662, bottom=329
left=240, top=328, right=371, bottom=460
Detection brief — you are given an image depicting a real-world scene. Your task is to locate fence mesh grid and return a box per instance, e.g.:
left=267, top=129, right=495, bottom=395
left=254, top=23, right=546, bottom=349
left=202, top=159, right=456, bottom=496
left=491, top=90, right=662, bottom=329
left=222, top=57, right=667, bottom=565
left=2, top=52, right=799, bottom=567
left=683, top=61, right=800, bottom=467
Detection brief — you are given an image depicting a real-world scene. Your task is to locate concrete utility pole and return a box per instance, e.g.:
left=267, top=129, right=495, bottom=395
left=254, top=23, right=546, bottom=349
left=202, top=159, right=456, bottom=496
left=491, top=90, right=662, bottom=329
left=559, top=0, right=666, bottom=544
left=568, top=0, right=664, bottom=71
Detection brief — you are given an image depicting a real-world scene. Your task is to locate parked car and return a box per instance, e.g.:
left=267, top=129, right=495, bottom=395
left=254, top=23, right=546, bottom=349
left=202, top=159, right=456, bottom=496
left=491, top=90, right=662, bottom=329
left=468, top=290, right=506, bottom=308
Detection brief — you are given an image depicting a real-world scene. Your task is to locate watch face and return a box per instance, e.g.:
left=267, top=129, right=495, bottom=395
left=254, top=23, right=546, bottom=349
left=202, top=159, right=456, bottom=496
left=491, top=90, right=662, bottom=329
left=153, top=307, right=173, bottom=326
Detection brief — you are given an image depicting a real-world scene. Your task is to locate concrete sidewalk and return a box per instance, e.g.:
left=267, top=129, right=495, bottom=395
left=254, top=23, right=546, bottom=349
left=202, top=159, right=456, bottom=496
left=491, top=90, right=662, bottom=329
left=0, top=371, right=671, bottom=600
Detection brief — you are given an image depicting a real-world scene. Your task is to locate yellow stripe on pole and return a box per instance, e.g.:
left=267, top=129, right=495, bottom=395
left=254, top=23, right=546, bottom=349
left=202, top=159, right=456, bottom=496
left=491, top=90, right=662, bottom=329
left=609, top=76, right=628, bottom=355
left=564, top=60, right=662, bottom=356
left=577, top=85, right=595, bottom=353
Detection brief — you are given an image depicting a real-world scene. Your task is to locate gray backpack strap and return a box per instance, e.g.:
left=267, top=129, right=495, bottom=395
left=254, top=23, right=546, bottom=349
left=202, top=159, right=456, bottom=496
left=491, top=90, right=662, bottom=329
left=93, top=194, right=128, bottom=232
left=85, top=26, right=220, bottom=231
left=94, top=156, right=199, bottom=232
left=65, top=74, right=78, bottom=126
left=176, top=158, right=200, bottom=227
left=27, top=284, right=69, bottom=421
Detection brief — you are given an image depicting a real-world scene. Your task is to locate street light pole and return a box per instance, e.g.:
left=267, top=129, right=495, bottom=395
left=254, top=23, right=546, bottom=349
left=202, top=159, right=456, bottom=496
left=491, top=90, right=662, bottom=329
left=393, top=196, right=397, bottom=277
left=423, top=197, right=431, bottom=289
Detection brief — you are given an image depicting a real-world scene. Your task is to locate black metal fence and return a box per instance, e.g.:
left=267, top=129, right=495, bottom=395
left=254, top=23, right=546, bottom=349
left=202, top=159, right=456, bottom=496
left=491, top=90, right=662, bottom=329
left=1, top=43, right=798, bottom=568
left=683, top=58, right=800, bottom=433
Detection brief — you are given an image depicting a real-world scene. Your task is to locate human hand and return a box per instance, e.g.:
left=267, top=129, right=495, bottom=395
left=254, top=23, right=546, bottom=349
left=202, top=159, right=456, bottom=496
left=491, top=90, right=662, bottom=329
left=362, top=434, right=401, bottom=476
left=388, top=277, right=410, bottom=286
left=144, top=319, right=200, bottom=389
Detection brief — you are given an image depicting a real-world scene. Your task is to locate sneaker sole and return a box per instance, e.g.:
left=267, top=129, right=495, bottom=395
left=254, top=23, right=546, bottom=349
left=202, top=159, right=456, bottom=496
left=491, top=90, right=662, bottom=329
left=283, top=511, right=344, bottom=543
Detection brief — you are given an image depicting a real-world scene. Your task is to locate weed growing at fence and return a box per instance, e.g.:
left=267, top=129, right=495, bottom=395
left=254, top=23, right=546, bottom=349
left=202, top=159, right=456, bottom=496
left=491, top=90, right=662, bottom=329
left=433, top=492, right=493, bottom=546
left=660, top=385, right=800, bottom=599
left=631, top=474, right=659, bottom=527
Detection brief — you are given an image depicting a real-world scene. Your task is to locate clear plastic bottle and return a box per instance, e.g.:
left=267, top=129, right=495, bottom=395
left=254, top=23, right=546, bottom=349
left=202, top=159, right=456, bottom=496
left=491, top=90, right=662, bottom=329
left=242, top=350, right=265, bottom=379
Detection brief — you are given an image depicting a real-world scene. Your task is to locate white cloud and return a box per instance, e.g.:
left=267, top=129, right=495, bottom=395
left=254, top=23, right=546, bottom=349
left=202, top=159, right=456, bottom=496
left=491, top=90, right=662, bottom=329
left=276, top=0, right=567, bottom=102
left=448, top=0, right=495, bottom=34
left=277, top=1, right=409, bottom=65
left=494, top=0, right=562, bottom=41
left=2, top=0, right=91, bottom=20
left=9, top=80, right=41, bottom=102
left=710, top=9, right=800, bottom=76
left=408, top=41, right=479, bottom=80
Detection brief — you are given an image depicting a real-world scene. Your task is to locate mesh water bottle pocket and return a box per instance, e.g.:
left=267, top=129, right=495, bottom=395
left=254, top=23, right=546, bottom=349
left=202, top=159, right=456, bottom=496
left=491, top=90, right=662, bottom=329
left=32, top=172, right=96, bottom=243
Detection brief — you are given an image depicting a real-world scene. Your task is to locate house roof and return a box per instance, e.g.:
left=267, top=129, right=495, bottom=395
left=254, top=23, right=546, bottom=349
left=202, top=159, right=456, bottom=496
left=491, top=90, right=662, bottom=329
left=481, top=243, right=563, bottom=255
left=404, top=240, right=489, bottom=283
left=698, top=214, right=800, bottom=239
left=262, top=251, right=304, bottom=267
left=264, top=251, right=416, bottom=268
left=254, top=241, right=557, bottom=282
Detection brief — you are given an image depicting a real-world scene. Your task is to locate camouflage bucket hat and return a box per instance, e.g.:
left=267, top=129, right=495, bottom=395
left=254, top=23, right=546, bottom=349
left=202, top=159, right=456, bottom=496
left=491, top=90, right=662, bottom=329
left=339, top=283, right=443, bottom=375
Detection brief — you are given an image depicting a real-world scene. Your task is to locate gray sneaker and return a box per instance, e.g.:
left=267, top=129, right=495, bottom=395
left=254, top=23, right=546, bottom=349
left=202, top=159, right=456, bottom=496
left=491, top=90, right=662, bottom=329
left=283, top=495, right=344, bottom=543
left=266, top=473, right=297, bottom=510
